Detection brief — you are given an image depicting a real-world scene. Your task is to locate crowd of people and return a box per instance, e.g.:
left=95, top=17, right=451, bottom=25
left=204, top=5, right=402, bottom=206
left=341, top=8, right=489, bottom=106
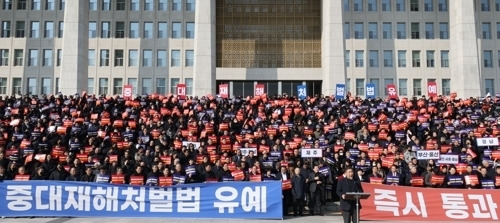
left=0, top=91, right=500, bottom=216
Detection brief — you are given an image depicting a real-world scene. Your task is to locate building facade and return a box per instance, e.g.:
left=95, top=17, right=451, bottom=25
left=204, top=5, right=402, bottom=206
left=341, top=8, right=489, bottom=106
left=0, top=0, right=497, bottom=98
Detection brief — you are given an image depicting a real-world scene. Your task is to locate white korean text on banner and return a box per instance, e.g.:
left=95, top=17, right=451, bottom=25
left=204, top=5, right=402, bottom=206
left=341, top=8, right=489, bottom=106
left=0, top=181, right=283, bottom=219
left=335, top=84, right=346, bottom=100
left=123, top=85, right=133, bottom=100
left=255, top=84, right=265, bottom=96
left=301, top=148, right=323, bottom=158
left=297, top=85, right=307, bottom=100
left=366, top=83, right=376, bottom=98
left=177, top=84, right=186, bottom=100
left=476, top=137, right=499, bottom=146
left=219, top=84, right=229, bottom=99
left=416, top=150, right=440, bottom=160
left=387, top=84, right=398, bottom=99
left=427, top=82, right=437, bottom=97
left=240, top=148, right=258, bottom=157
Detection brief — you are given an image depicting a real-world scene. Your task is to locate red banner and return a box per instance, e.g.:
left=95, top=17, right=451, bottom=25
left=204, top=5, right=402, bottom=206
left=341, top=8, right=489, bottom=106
left=255, top=84, right=265, bottom=96
left=219, top=84, right=229, bottom=99
left=387, top=84, right=398, bottom=99
left=427, top=82, right=437, bottom=97
left=361, top=183, right=500, bottom=221
left=177, top=84, right=186, bottom=100
left=122, top=84, right=133, bottom=100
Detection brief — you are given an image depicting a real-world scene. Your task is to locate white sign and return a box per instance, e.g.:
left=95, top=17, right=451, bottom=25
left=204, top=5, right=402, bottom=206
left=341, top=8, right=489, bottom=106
left=416, top=150, right=440, bottom=160
left=182, top=141, right=201, bottom=149
left=240, top=148, right=258, bottom=157
left=476, top=137, right=499, bottom=147
left=437, top=154, right=459, bottom=164
left=301, top=148, right=323, bottom=158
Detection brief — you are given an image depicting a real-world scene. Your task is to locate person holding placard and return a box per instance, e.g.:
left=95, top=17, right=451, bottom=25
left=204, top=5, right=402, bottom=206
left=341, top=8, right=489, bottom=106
left=443, top=166, right=464, bottom=188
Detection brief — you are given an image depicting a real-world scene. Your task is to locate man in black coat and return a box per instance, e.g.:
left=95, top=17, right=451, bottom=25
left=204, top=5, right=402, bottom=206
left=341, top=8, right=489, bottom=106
left=308, top=165, right=325, bottom=216
left=291, top=167, right=305, bottom=216
left=336, top=167, right=364, bottom=223
left=276, top=166, right=291, bottom=216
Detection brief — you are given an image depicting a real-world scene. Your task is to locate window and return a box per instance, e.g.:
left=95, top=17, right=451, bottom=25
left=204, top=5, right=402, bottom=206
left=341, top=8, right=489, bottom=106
left=172, top=22, right=181, bottom=38
left=398, top=50, right=407, bottom=67
left=439, top=22, right=448, bottom=39
left=58, top=21, right=63, bottom=38
left=1, top=21, right=10, bottom=38
left=156, top=78, right=166, bottom=94
left=411, top=22, right=419, bottom=39
left=158, top=22, right=167, bottom=38
left=101, top=21, right=110, bottom=38
left=18, top=0, right=26, bottom=9
left=438, top=0, right=447, bottom=11
left=346, top=78, right=351, bottom=93
left=186, top=22, right=194, bottom=39
left=12, top=78, right=21, bottom=94
left=100, top=49, right=109, bottom=67
left=114, top=50, right=123, bottom=66
left=113, top=78, right=123, bottom=95
left=369, top=79, right=380, bottom=96
left=130, top=22, right=139, bottom=38
left=383, top=50, right=393, bottom=67
left=485, top=79, right=495, bottom=94
left=343, top=0, right=350, bottom=11
left=87, top=78, right=94, bottom=95
left=142, top=50, right=152, bottom=67
left=345, top=50, right=350, bottom=67
left=344, top=22, right=350, bottom=39
left=15, top=21, right=24, bottom=38
left=483, top=23, right=491, bottom=39
left=26, top=78, right=36, bottom=94
left=396, top=0, right=405, bottom=11
left=89, top=0, right=97, bottom=11
left=143, top=22, right=153, bottom=38
left=186, top=0, right=195, bottom=11
left=397, top=22, right=406, bottom=39
left=172, top=0, right=181, bottom=11
left=29, top=49, right=38, bottom=66
left=498, top=51, right=500, bottom=67
left=368, top=22, right=378, bottom=39
left=441, top=79, right=450, bottom=95
left=14, top=49, right=23, bottom=66
left=424, top=0, right=433, bottom=11
left=44, top=21, right=53, bottom=38
left=354, top=0, right=363, bottom=11
left=32, top=0, right=40, bottom=10
left=88, top=49, right=95, bottom=66
left=410, top=0, right=418, bottom=11
left=43, top=49, right=52, bottom=66
left=0, top=78, right=6, bottom=94
left=116, top=0, right=125, bottom=10
left=484, top=50, right=493, bottom=67
left=185, top=78, right=193, bottom=95
left=413, top=79, right=422, bottom=96
left=355, top=79, right=365, bottom=96
left=128, top=50, right=138, bottom=66
left=115, top=22, right=124, bottom=38
left=99, top=78, right=108, bottom=95
left=355, top=50, right=364, bottom=67
left=142, top=78, right=152, bottom=94
left=159, top=0, right=167, bottom=11
left=170, top=78, right=179, bottom=94
left=383, top=22, right=392, bottom=39
left=171, top=50, right=180, bottom=67
left=441, top=50, right=449, bottom=67
left=46, top=0, right=54, bottom=10
left=128, top=78, right=137, bottom=94
left=426, top=50, right=434, bottom=67
left=368, top=0, right=377, bottom=11
left=185, top=50, right=194, bottom=67
left=3, top=0, right=12, bottom=10
left=425, top=22, right=434, bottom=39
left=30, top=21, right=39, bottom=38
left=130, top=0, right=139, bottom=11
left=497, top=0, right=500, bottom=11
left=412, top=51, right=421, bottom=67
left=482, top=0, right=490, bottom=11
left=41, top=78, right=51, bottom=94
left=157, top=50, right=167, bottom=67
left=102, top=0, right=111, bottom=10
left=397, top=79, right=407, bottom=96
left=144, top=0, right=153, bottom=11
left=0, top=49, right=8, bottom=66
left=369, top=50, right=379, bottom=67
left=56, top=49, right=61, bottom=66
left=382, top=0, right=391, bottom=11
left=89, top=22, right=96, bottom=38
left=384, top=78, right=393, bottom=96
left=497, top=23, right=500, bottom=39
left=354, top=22, right=364, bottom=39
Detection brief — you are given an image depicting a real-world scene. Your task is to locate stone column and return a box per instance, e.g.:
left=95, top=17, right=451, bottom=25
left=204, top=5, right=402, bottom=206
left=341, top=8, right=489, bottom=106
left=193, top=0, right=216, bottom=96
left=449, top=0, right=481, bottom=97
left=321, top=0, right=346, bottom=96
left=59, top=0, right=89, bottom=95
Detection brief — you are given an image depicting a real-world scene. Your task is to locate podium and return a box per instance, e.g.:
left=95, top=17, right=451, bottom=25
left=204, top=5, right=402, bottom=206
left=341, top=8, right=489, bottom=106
left=345, top=192, right=371, bottom=223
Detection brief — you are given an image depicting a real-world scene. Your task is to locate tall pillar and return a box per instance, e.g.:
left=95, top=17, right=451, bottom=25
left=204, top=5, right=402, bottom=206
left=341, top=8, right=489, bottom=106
left=450, top=0, right=481, bottom=97
left=193, top=0, right=216, bottom=96
left=321, top=0, right=346, bottom=96
left=59, top=0, right=88, bottom=95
